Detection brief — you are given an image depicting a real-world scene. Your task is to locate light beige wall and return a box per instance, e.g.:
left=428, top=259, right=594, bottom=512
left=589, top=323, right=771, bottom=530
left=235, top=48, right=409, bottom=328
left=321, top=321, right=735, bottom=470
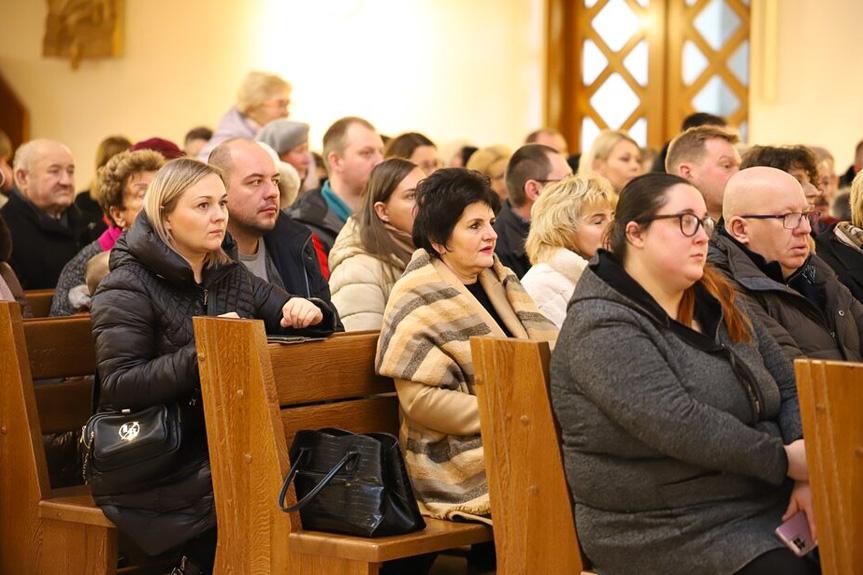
left=749, top=0, right=862, bottom=172
left=0, top=0, right=543, bottom=189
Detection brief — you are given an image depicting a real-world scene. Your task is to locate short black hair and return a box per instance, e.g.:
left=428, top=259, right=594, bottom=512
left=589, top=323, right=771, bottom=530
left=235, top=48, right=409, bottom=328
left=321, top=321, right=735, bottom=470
left=505, top=144, right=556, bottom=207
left=412, top=168, right=501, bottom=258
left=681, top=112, right=726, bottom=131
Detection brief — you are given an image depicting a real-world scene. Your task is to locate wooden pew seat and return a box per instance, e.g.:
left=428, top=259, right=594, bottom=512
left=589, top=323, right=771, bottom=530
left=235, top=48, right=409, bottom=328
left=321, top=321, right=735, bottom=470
left=194, top=317, right=493, bottom=574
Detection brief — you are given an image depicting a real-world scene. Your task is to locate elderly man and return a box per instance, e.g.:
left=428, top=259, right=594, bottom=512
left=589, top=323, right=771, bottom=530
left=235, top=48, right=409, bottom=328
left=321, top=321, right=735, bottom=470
left=709, top=166, right=863, bottom=361
left=290, top=117, right=384, bottom=255
left=0, top=139, right=95, bottom=289
left=208, top=138, right=341, bottom=329
left=666, top=126, right=740, bottom=222
left=494, top=144, right=572, bottom=277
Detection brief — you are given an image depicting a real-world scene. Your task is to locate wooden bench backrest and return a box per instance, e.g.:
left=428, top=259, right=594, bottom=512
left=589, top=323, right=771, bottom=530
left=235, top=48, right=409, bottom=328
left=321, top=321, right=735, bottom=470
left=794, top=359, right=863, bottom=574
left=194, top=316, right=397, bottom=574
left=25, top=314, right=97, bottom=434
left=0, top=302, right=97, bottom=573
left=471, top=336, right=585, bottom=574
left=25, top=288, right=54, bottom=318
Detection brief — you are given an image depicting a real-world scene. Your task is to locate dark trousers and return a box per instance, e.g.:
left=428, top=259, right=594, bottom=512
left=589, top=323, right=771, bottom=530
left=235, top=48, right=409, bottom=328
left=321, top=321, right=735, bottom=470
left=734, top=548, right=820, bottom=575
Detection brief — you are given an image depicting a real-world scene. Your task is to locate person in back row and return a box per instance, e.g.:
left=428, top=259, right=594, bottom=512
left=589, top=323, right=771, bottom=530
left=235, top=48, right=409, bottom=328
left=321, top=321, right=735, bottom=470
left=709, top=167, right=863, bottom=362
left=521, top=173, right=616, bottom=327
left=255, top=119, right=312, bottom=183
left=328, top=158, right=424, bottom=330
left=466, top=145, right=511, bottom=201
left=494, top=143, right=572, bottom=278
left=208, top=139, right=339, bottom=321
left=90, top=158, right=338, bottom=575
left=198, top=71, right=292, bottom=161
left=816, top=171, right=863, bottom=301
left=551, top=172, right=815, bottom=575
left=74, top=135, right=132, bottom=236
left=290, top=117, right=384, bottom=255
left=665, top=125, right=741, bottom=222
left=384, top=132, right=441, bottom=175
left=1, top=139, right=97, bottom=289
left=578, top=130, right=642, bottom=194
left=51, top=148, right=164, bottom=316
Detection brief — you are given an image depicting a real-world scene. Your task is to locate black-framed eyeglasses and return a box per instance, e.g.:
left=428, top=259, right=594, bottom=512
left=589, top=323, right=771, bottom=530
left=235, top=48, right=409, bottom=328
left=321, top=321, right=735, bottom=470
left=640, top=212, right=716, bottom=238
left=740, top=211, right=820, bottom=230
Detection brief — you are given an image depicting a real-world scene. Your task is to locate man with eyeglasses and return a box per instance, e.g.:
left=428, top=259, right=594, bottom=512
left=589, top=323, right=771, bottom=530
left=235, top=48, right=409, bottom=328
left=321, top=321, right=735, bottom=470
left=494, top=144, right=572, bottom=278
left=709, top=166, right=863, bottom=362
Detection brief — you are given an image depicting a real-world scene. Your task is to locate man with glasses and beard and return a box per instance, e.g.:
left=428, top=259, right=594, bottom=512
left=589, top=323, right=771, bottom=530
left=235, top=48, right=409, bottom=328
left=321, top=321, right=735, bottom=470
left=709, top=166, right=863, bottom=362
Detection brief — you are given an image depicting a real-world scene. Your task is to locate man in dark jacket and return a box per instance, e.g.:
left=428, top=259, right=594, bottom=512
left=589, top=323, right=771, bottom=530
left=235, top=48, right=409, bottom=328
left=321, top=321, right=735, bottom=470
left=494, top=144, right=571, bottom=278
left=290, top=117, right=384, bottom=255
left=208, top=138, right=343, bottom=329
left=0, top=139, right=96, bottom=289
left=709, top=166, right=863, bottom=361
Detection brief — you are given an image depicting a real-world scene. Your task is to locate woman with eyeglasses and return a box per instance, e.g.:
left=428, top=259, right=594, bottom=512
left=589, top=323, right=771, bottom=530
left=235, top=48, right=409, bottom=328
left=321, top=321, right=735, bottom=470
left=197, top=71, right=292, bottom=161
left=550, top=173, right=818, bottom=575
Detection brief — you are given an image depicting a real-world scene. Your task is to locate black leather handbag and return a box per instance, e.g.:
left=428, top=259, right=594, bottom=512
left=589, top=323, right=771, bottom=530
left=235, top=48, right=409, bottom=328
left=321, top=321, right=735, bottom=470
left=81, top=403, right=184, bottom=496
left=278, top=428, right=426, bottom=537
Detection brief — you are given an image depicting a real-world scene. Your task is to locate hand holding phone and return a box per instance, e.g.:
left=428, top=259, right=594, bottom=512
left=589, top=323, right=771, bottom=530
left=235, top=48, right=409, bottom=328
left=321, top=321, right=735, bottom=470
left=775, top=512, right=817, bottom=557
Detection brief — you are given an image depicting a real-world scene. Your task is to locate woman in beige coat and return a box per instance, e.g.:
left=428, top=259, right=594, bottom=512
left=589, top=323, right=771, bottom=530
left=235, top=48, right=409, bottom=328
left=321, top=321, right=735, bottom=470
left=328, top=159, right=425, bottom=330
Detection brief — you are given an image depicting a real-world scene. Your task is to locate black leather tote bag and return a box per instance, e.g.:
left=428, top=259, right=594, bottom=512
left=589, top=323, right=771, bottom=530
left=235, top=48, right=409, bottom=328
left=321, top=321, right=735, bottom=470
left=278, top=428, right=426, bottom=537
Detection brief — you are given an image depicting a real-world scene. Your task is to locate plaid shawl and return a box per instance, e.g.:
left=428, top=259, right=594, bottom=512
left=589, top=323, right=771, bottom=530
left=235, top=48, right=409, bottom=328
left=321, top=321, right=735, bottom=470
left=376, top=249, right=558, bottom=522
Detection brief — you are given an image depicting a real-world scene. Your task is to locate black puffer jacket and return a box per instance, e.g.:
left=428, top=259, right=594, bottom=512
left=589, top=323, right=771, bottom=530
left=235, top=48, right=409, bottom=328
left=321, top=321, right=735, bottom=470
left=90, top=211, right=337, bottom=555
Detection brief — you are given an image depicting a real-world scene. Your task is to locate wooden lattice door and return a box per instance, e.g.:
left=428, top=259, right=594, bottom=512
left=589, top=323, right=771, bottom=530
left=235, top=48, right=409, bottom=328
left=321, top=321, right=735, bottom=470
left=546, top=0, right=751, bottom=152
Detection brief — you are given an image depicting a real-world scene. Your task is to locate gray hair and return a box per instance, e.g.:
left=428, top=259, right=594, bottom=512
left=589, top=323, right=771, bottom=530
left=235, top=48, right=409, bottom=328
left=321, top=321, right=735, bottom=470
left=13, top=139, right=73, bottom=186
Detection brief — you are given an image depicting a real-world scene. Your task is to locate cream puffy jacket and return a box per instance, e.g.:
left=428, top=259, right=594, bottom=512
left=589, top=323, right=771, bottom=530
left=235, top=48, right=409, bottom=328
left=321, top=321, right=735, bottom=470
left=328, top=218, right=407, bottom=331
left=520, top=247, right=589, bottom=328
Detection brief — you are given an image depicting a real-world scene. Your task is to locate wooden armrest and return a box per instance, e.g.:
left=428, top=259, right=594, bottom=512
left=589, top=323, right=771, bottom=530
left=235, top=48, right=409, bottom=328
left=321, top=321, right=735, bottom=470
left=288, top=518, right=492, bottom=563
left=37, top=485, right=114, bottom=528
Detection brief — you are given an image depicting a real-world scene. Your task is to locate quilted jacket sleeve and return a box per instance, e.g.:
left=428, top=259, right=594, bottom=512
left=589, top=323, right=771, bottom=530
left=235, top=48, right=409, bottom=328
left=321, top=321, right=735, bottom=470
left=91, top=272, right=199, bottom=412
left=249, top=272, right=338, bottom=337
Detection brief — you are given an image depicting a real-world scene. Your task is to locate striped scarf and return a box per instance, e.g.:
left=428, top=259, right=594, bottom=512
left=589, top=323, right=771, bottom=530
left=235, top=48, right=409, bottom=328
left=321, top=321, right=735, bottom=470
left=376, top=249, right=557, bottom=522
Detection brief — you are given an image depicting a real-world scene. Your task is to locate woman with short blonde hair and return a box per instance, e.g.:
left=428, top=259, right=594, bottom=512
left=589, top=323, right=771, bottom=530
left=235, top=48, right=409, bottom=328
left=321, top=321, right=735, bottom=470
left=578, top=130, right=642, bottom=193
left=466, top=145, right=511, bottom=200
left=521, top=174, right=616, bottom=326
left=198, top=71, right=293, bottom=160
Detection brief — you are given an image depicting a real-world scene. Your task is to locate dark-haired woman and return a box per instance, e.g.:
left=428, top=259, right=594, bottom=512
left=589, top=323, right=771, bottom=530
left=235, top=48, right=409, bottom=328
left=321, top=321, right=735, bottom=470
left=328, top=159, right=425, bottom=330
left=376, top=168, right=558, bottom=526
left=384, top=132, right=441, bottom=175
left=550, top=172, right=817, bottom=575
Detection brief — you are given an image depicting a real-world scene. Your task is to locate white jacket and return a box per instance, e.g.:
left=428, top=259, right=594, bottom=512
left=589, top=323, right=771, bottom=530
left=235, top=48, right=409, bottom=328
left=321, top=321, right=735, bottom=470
left=328, top=218, right=406, bottom=331
left=520, top=247, right=589, bottom=328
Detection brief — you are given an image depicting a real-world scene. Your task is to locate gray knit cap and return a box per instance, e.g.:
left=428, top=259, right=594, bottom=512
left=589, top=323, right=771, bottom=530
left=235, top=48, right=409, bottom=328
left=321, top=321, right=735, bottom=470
left=256, top=120, right=310, bottom=155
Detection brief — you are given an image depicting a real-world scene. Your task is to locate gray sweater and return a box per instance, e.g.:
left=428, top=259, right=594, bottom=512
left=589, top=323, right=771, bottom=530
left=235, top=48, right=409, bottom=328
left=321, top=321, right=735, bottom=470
left=550, top=256, right=803, bottom=575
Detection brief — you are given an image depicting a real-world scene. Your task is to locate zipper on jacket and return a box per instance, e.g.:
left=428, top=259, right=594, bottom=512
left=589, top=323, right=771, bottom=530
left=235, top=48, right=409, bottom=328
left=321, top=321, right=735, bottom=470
left=202, top=287, right=209, bottom=312
left=726, top=348, right=763, bottom=419
left=301, top=234, right=313, bottom=298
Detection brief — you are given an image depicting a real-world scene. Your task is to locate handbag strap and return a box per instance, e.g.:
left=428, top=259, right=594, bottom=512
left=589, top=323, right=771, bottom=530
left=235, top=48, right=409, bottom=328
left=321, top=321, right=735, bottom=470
left=278, top=448, right=359, bottom=514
